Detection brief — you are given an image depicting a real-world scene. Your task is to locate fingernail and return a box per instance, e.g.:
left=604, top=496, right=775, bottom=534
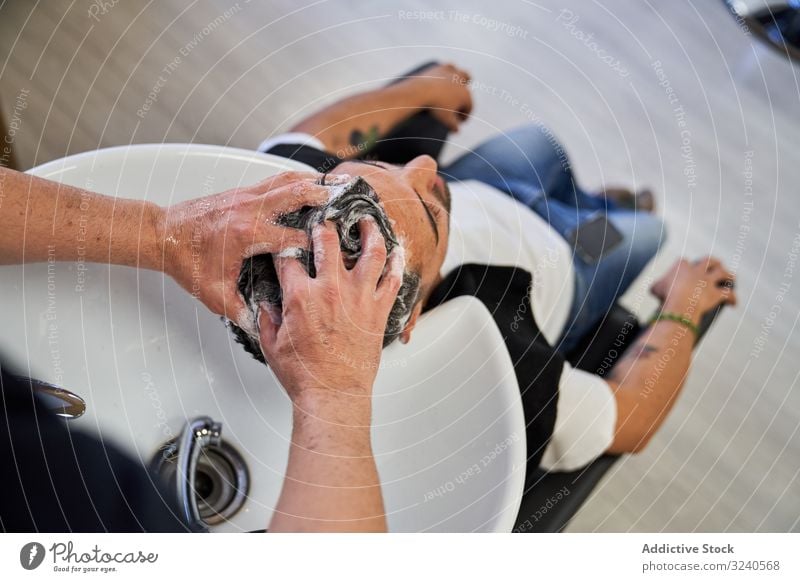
left=278, top=247, right=302, bottom=259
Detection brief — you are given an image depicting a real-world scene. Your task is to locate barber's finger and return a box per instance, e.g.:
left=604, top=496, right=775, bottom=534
left=269, top=225, right=310, bottom=249
left=257, top=182, right=330, bottom=217
left=241, top=220, right=310, bottom=258
left=257, top=304, right=280, bottom=354
left=354, top=217, right=388, bottom=283
left=275, top=254, right=310, bottom=297
left=242, top=182, right=328, bottom=252
left=376, top=246, right=405, bottom=304
left=248, top=171, right=322, bottom=193
left=312, top=221, right=342, bottom=278
left=222, top=285, right=250, bottom=326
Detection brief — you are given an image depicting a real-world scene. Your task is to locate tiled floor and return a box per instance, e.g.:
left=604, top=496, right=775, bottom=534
left=1, top=0, right=798, bottom=531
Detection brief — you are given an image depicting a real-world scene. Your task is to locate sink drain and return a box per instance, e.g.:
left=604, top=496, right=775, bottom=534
left=191, top=442, right=249, bottom=524
left=153, top=423, right=249, bottom=527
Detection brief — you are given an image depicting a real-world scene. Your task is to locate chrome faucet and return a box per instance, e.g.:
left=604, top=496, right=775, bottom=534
left=20, top=376, right=86, bottom=419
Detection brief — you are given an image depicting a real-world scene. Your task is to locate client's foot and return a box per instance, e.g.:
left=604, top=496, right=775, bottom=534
left=601, top=187, right=655, bottom=212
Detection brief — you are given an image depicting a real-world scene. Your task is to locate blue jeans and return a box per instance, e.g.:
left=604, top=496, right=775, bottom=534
left=441, top=125, right=666, bottom=353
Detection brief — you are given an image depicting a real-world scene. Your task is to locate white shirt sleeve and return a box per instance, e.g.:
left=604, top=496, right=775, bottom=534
left=540, top=362, right=618, bottom=472
left=257, top=132, right=326, bottom=153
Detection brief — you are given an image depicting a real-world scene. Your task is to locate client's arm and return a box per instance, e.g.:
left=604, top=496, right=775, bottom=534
left=0, top=166, right=326, bottom=326
left=605, top=257, right=737, bottom=454
left=259, top=218, right=404, bottom=532
left=290, top=63, right=472, bottom=157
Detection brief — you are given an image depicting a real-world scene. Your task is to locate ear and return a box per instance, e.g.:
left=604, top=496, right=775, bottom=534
left=399, top=303, right=423, bottom=344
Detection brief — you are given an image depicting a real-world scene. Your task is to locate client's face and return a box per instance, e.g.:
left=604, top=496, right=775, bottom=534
left=331, top=155, right=451, bottom=308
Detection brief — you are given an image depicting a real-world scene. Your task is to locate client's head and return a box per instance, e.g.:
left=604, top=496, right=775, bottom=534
left=229, top=154, right=450, bottom=364
left=331, top=154, right=451, bottom=336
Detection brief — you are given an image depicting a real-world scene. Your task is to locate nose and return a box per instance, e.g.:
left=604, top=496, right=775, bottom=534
left=406, top=155, right=439, bottom=190
left=408, top=155, right=438, bottom=173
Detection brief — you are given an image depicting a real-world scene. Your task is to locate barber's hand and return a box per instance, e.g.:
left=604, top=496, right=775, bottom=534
left=258, top=218, right=404, bottom=400
left=411, top=63, right=473, bottom=132
left=651, top=257, right=737, bottom=322
left=160, top=171, right=329, bottom=328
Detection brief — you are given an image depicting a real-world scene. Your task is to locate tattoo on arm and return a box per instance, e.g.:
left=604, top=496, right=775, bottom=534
left=638, top=344, right=659, bottom=356
left=349, top=126, right=380, bottom=153
left=610, top=341, right=659, bottom=381
left=618, top=341, right=659, bottom=364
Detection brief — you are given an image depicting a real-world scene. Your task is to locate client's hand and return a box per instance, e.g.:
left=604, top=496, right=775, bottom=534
left=258, top=217, right=404, bottom=400
left=412, top=62, right=473, bottom=132
left=159, top=171, right=328, bottom=327
left=651, top=256, right=738, bottom=323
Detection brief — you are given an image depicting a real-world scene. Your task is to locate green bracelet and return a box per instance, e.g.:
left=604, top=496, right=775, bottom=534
left=650, top=312, right=699, bottom=337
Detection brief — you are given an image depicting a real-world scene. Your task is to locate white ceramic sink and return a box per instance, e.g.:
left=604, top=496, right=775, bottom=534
left=0, top=144, right=526, bottom=532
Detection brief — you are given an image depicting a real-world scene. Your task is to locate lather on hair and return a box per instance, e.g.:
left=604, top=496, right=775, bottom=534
left=229, top=176, right=420, bottom=365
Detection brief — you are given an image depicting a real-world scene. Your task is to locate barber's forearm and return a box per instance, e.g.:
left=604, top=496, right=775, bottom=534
left=291, top=80, right=428, bottom=158
left=606, top=296, right=698, bottom=453
left=269, top=388, right=386, bottom=532
left=0, top=168, right=164, bottom=270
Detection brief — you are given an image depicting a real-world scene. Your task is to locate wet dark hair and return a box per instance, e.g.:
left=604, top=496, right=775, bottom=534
left=229, top=176, right=421, bottom=365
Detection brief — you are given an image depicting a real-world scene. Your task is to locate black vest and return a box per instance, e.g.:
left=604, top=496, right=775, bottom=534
left=263, top=143, right=343, bottom=173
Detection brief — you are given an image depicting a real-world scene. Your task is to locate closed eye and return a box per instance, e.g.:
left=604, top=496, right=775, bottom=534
left=412, top=188, right=440, bottom=245
left=355, top=160, right=387, bottom=169
left=426, top=200, right=444, bottom=218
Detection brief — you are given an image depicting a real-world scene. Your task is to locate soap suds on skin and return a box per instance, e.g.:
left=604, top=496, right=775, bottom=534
left=229, top=305, right=257, bottom=338
left=384, top=244, right=406, bottom=281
